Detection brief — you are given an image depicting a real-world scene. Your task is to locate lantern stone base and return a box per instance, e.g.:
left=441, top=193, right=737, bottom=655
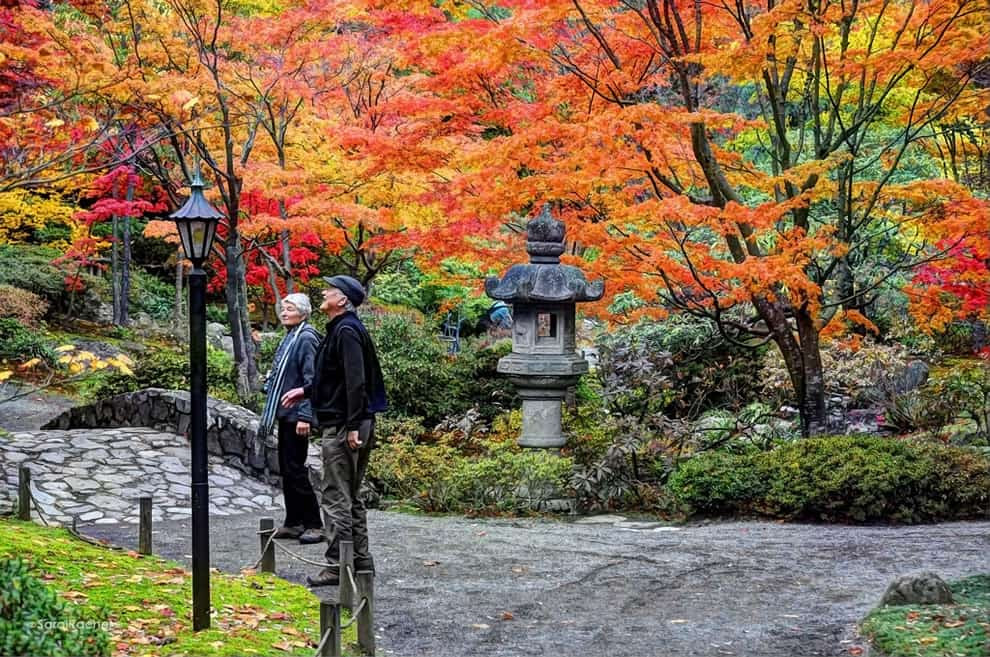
left=517, top=389, right=566, bottom=448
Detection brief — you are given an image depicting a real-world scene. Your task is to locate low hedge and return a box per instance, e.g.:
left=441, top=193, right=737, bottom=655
left=368, top=431, right=573, bottom=514
left=668, top=436, right=990, bottom=523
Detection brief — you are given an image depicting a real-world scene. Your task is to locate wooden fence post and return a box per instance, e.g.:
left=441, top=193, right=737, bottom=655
left=259, top=517, right=275, bottom=573
left=138, top=496, right=152, bottom=555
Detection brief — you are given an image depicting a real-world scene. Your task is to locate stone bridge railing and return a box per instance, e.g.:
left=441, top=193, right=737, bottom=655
left=41, top=388, right=320, bottom=486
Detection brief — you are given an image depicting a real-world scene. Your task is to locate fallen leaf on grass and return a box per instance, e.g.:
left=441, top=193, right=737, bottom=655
left=269, top=612, right=290, bottom=621
left=918, top=637, right=938, bottom=644
left=943, top=620, right=966, bottom=628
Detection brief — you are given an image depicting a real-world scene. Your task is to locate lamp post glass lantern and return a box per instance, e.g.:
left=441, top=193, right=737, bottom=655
left=170, top=172, right=223, bottom=631
left=172, top=172, right=221, bottom=264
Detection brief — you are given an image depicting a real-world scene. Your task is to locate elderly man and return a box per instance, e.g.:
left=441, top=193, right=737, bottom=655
left=282, top=275, right=386, bottom=587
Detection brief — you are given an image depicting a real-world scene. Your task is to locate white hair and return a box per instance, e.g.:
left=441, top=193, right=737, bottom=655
left=281, top=293, right=312, bottom=319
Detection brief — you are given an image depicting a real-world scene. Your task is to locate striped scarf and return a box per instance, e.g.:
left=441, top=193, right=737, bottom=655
left=258, top=322, right=307, bottom=438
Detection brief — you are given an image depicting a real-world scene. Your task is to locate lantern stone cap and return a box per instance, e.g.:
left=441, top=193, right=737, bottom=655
left=170, top=171, right=225, bottom=221
left=485, top=205, right=604, bottom=303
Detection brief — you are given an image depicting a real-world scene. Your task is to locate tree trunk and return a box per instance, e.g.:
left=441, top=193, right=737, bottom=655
left=111, top=214, right=120, bottom=324
left=120, top=176, right=135, bottom=326
left=751, top=295, right=829, bottom=437
left=279, top=198, right=293, bottom=294
left=267, top=259, right=281, bottom=317
left=224, top=234, right=257, bottom=398
left=795, top=309, right=828, bottom=436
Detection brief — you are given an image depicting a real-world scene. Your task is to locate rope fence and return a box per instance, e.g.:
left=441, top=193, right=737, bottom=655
left=249, top=517, right=376, bottom=657
left=12, top=465, right=377, bottom=657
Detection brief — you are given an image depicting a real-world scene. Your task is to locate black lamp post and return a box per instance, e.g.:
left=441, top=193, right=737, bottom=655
left=170, top=170, right=223, bottom=631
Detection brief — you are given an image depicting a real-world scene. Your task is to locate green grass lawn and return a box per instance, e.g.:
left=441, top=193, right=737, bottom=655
left=860, top=575, right=990, bottom=656
left=0, top=518, right=356, bottom=656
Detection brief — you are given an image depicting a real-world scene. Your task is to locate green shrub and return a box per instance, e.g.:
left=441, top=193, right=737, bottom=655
left=666, top=450, right=766, bottom=516
left=367, top=436, right=463, bottom=510
left=364, top=310, right=455, bottom=425
left=84, top=345, right=239, bottom=403
left=932, top=358, right=990, bottom=444
left=449, top=441, right=573, bottom=513
left=205, top=305, right=227, bottom=324
left=368, top=430, right=573, bottom=513
left=0, top=318, right=56, bottom=365
left=445, top=338, right=518, bottom=424
left=0, top=246, right=101, bottom=318
left=0, top=558, right=109, bottom=656
left=363, top=310, right=516, bottom=426
left=668, top=436, right=990, bottom=523
left=596, top=316, right=766, bottom=421
left=256, top=333, right=282, bottom=377
left=128, top=269, right=174, bottom=321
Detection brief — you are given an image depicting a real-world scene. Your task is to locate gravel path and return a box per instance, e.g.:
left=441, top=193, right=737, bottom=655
left=82, top=509, right=990, bottom=657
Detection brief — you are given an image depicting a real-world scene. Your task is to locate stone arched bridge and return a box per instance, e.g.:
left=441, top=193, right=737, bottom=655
left=0, top=389, right=317, bottom=525
left=41, top=388, right=320, bottom=487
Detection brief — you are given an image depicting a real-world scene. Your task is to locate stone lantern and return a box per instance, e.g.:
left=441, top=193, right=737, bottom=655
left=485, top=206, right=604, bottom=448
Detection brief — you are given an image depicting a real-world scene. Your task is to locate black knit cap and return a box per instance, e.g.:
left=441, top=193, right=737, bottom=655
left=322, top=275, right=366, bottom=308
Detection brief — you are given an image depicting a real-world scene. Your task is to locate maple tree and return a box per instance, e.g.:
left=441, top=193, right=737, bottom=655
left=0, top=2, right=132, bottom=192
left=344, top=0, right=990, bottom=435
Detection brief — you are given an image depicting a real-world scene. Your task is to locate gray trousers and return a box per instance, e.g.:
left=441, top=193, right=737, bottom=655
left=318, top=418, right=375, bottom=564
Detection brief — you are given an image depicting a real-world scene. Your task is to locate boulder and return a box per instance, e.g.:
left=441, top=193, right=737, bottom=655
left=879, top=573, right=954, bottom=607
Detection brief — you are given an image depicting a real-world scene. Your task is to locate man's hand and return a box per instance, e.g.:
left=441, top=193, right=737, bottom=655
left=296, top=421, right=310, bottom=436
left=346, top=430, right=361, bottom=449
left=281, top=387, right=304, bottom=407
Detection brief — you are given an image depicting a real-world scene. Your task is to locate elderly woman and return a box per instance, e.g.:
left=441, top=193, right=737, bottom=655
left=259, top=293, right=324, bottom=544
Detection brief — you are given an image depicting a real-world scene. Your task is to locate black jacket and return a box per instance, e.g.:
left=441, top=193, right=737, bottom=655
left=305, top=312, right=387, bottom=430
left=275, top=324, right=321, bottom=423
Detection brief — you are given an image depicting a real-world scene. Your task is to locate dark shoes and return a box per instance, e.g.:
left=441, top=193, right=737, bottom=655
left=307, top=567, right=339, bottom=587
left=298, top=528, right=325, bottom=544
left=273, top=525, right=303, bottom=539
left=306, top=555, right=375, bottom=587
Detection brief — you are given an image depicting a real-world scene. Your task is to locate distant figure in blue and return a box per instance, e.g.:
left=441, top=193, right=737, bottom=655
left=475, top=301, right=512, bottom=335
left=258, top=292, right=324, bottom=545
